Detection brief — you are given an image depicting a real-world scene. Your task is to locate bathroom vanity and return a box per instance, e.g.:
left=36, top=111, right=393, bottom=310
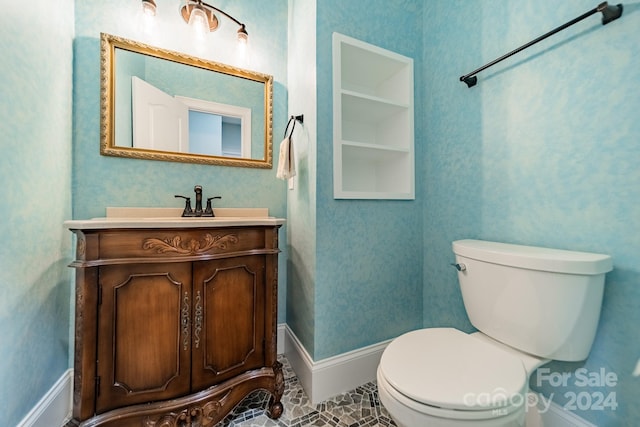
left=64, top=212, right=285, bottom=427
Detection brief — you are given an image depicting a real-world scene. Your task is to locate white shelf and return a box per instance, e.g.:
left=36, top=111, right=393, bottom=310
left=339, top=145, right=412, bottom=198
left=333, top=33, right=414, bottom=200
left=341, top=139, right=411, bottom=153
left=340, top=89, right=409, bottom=109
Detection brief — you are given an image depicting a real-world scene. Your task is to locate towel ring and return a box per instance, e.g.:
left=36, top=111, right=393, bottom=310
left=284, top=114, right=304, bottom=138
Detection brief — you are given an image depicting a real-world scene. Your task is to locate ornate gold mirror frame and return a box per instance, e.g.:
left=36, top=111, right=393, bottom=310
left=100, top=33, right=273, bottom=168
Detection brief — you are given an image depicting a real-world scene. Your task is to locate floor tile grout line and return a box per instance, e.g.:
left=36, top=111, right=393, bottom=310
left=217, top=355, right=396, bottom=427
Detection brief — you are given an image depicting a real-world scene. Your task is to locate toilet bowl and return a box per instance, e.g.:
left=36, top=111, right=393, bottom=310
left=377, top=328, right=546, bottom=427
left=377, top=239, right=612, bottom=427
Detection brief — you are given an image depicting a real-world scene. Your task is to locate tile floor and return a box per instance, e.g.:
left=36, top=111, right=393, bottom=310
left=215, top=356, right=397, bottom=427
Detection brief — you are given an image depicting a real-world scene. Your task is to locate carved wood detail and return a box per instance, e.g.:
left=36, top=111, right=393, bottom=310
left=73, top=284, right=84, bottom=408
left=77, top=236, right=86, bottom=258
left=143, top=392, right=229, bottom=427
left=268, top=361, right=285, bottom=419
left=142, top=233, right=239, bottom=255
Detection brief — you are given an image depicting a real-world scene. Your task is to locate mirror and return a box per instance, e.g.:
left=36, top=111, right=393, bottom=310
left=100, top=33, right=273, bottom=168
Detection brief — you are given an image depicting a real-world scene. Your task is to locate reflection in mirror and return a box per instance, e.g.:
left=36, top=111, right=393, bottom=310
left=101, top=33, right=273, bottom=168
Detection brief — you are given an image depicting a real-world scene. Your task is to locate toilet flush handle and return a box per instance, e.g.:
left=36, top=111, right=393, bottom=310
left=450, top=262, right=466, bottom=272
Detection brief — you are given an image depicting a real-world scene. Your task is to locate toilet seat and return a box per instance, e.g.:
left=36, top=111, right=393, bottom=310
left=377, top=369, right=525, bottom=421
left=378, top=328, right=527, bottom=419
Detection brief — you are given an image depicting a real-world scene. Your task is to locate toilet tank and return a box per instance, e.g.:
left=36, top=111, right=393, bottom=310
left=452, top=239, right=612, bottom=361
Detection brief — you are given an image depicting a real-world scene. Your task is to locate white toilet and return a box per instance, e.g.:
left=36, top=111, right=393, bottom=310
left=377, top=239, right=612, bottom=427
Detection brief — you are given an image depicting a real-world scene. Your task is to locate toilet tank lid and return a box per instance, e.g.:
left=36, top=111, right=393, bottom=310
left=452, top=240, right=612, bottom=275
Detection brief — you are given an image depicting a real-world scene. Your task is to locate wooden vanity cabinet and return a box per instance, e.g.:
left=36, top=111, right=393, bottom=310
left=66, top=225, right=283, bottom=427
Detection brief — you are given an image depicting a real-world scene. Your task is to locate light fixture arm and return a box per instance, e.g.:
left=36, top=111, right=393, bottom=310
left=179, top=0, right=247, bottom=35
left=199, top=1, right=244, bottom=28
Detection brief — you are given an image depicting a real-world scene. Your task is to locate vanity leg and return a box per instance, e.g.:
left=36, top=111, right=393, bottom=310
left=267, top=361, right=284, bottom=419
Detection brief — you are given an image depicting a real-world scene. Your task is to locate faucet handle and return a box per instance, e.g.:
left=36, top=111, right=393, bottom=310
left=175, top=195, right=195, bottom=217
left=204, top=196, right=221, bottom=217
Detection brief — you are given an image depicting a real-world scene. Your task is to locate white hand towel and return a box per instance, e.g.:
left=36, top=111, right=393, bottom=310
left=276, top=136, right=296, bottom=180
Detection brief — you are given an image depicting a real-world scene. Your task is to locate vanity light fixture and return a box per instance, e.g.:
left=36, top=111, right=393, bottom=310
left=181, top=0, right=249, bottom=44
left=141, top=0, right=156, bottom=16
left=141, top=0, right=248, bottom=44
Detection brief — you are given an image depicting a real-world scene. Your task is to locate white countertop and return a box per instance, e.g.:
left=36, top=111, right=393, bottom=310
left=64, top=207, right=285, bottom=230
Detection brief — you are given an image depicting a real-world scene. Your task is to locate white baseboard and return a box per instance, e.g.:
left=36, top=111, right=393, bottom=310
left=277, top=323, right=286, bottom=354
left=282, top=324, right=390, bottom=404
left=22, top=325, right=598, bottom=427
left=281, top=324, right=598, bottom=426
left=17, top=369, right=73, bottom=427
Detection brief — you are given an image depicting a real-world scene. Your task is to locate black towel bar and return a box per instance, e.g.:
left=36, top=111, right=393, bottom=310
left=460, top=2, right=623, bottom=88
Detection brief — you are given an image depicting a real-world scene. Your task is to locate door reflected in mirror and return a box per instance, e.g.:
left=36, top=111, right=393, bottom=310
left=131, top=76, right=251, bottom=157
left=101, top=33, right=273, bottom=168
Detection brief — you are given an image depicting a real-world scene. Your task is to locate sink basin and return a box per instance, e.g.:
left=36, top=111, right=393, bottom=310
left=64, top=207, right=285, bottom=230
left=105, top=207, right=270, bottom=219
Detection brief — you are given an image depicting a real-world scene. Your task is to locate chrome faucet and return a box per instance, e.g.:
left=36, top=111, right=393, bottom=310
left=175, top=185, right=221, bottom=217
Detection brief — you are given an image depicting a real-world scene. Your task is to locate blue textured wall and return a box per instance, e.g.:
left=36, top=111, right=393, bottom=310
left=0, top=1, right=74, bottom=425
left=73, top=0, right=289, bottom=322
left=423, top=1, right=640, bottom=424
left=313, top=0, right=425, bottom=360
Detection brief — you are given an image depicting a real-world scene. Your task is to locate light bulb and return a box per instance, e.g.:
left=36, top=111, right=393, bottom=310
left=237, top=25, right=248, bottom=45
left=188, top=5, right=210, bottom=36
left=141, top=0, right=156, bottom=17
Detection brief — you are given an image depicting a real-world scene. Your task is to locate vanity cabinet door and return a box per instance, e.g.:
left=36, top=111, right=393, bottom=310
left=95, top=263, right=192, bottom=414
left=191, top=256, right=266, bottom=390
